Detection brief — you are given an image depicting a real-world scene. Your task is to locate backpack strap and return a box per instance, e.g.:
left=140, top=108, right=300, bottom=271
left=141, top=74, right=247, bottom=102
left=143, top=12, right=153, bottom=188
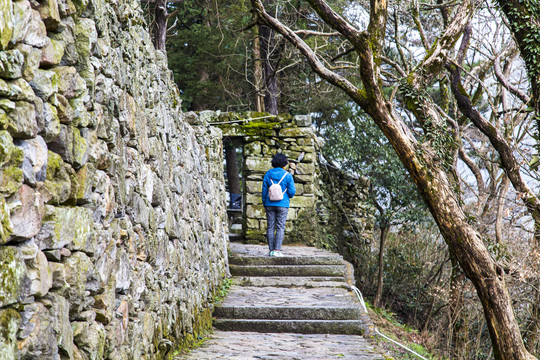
left=276, top=172, right=288, bottom=185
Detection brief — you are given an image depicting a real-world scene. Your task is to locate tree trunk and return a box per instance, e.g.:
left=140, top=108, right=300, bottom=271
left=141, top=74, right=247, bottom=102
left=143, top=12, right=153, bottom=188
left=253, top=26, right=265, bottom=112
left=373, top=224, right=389, bottom=308
left=224, top=139, right=241, bottom=195
left=251, top=1, right=537, bottom=358
left=154, top=0, right=167, bottom=50
left=260, top=25, right=279, bottom=114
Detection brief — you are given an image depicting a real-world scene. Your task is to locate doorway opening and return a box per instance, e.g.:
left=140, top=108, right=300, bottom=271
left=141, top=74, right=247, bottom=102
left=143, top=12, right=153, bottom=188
left=223, top=137, right=244, bottom=240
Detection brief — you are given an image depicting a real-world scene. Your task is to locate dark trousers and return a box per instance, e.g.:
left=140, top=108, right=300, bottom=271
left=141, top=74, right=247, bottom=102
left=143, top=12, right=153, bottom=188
left=265, top=206, right=289, bottom=251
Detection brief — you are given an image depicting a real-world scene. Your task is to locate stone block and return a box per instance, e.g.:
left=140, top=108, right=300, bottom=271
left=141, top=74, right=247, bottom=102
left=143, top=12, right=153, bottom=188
left=279, top=127, right=312, bottom=138
left=12, top=2, right=47, bottom=48
left=16, top=44, right=41, bottom=81
left=26, top=249, right=53, bottom=297
left=245, top=217, right=261, bottom=230
left=37, top=0, right=61, bottom=31
left=0, top=309, right=21, bottom=360
left=290, top=195, right=316, bottom=209
left=35, top=205, right=93, bottom=250
left=40, top=101, right=61, bottom=142
left=50, top=93, right=73, bottom=124
left=0, top=195, right=12, bottom=244
left=7, top=184, right=45, bottom=240
left=245, top=180, right=262, bottom=193
left=246, top=204, right=265, bottom=219
left=245, top=157, right=271, bottom=174
left=0, top=49, right=24, bottom=79
left=295, top=162, right=316, bottom=176
left=40, top=151, right=72, bottom=204
left=53, top=66, right=86, bottom=99
left=0, top=78, right=35, bottom=102
left=245, top=193, right=262, bottom=205
left=40, top=37, right=64, bottom=67
left=0, top=0, right=12, bottom=50
left=0, top=246, right=29, bottom=307
left=4, top=100, right=38, bottom=138
left=15, top=135, right=48, bottom=185
left=293, top=114, right=312, bottom=127
left=0, top=130, right=24, bottom=196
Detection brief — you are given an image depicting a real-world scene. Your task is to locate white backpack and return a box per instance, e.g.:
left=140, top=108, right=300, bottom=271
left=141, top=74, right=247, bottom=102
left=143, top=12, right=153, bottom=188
left=268, top=172, right=288, bottom=201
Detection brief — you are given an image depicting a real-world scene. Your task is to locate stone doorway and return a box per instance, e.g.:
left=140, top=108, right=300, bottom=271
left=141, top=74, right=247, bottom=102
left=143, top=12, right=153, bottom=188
left=223, top=137, right=244, bottom=240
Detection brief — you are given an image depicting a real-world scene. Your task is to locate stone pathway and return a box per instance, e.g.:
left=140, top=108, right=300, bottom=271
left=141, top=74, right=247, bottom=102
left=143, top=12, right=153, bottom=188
left=178, top=243, right=385, bottom=359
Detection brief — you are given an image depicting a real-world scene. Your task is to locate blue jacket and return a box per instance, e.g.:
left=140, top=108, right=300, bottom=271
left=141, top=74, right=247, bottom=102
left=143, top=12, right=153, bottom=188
left=262, top=167, right=296, bottom=207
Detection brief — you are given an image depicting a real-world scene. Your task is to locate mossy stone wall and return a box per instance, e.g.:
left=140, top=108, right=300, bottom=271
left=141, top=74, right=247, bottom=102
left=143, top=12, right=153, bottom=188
left=0, top=1, right=229, bottom=359
left=210, top=112, right=374, bottom=247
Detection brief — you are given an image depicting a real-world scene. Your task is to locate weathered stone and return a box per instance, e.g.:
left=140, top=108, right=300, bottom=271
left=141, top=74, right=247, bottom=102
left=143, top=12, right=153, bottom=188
left=11, top=2, right=47, bottom=48
left=4, top=100, right=38, bottom=138
left=290, top=195, right=316, bottom=208
left=0, top=308, right=21, bottom=360
left=245, top=157, right=272, bottom=174
left=30, top=69, right=58, bottom=100
left=40, top=151, right=72, bottom=204
left=40, top=101, right=61, bottom=142
left=279, top=127, right=312, bottom=138
left=7, top=185, right=45, bottom=240
left=0, top=246, right=29, bottom=307
left=57, top=0, right=77, bottom=17
left=72, top=322, right=105, bottom=360
left=70, top=96, right=90, bottom=127
left=46, top=293, right=74, bottom=359
left=245, top=181, right=262, bottom=193
left=16, top=44, right=42, bottom=81
left=53, top=66, right=86, bottom=99
left=47, top=123, right=74, bottom=163
left=50, top=93, right=74, bottom=124
left=49, top=261, right=68, bottom=289
left=246, top=204, right=265, bottom=220
left=74, top=163, right=95, bottom=203
left=74, top=17, right=97, bottom=63
left=35, top=205, right=93, bottom=250
left=37, top=0, right=61, bottom=31
left=40, top=37, right=65, bottom=68
left=0, top=49, right=24, bottom=79
left=0, top=0, right=13, bottom=51
left=26, top=248, right=53, bottom=297
left=0, top=78, right=35, bottom=102
left=115, top=248, right=131, bottom=293
left=0, top=130, right=24, bottom=194
left=0, top=197, right=12, bottom=244
left=17, top=302, right=60, bottom=359
left=293, top=114, right=312, bottom=127
left=63, top=251, right=96, bottom=316
left=72, top=126, right=89, bottom=168
left=15, top=136, right=48, bottom=185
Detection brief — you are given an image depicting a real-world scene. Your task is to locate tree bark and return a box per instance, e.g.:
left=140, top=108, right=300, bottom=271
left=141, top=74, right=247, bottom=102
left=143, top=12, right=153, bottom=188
left=253, top=25, right=265, bottom=112
left=224, top=139, right=241, bottom=195
left=373, top=224, right=389, bottom=308
left=250, top=1, right=537, bottom=358
left=259, top=25, right=280, bottom=114
left=154, top=0, right=167, bottom=50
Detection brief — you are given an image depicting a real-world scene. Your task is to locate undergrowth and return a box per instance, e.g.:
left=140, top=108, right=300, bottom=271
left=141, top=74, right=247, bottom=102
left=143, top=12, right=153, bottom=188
left=367, top=302, right=446, bottom=360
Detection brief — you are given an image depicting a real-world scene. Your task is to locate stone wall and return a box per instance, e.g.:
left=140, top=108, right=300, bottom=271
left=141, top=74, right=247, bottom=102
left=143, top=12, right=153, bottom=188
left=210, top=112, right=374, bottom=248
left=0, top=1, right=229, bottom=359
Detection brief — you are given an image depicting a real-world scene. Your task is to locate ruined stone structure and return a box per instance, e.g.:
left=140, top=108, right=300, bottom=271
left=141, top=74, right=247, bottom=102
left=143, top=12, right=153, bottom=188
left=210, top=112, right=374, bottom=250
left=0, top=1, right=229, bottom=359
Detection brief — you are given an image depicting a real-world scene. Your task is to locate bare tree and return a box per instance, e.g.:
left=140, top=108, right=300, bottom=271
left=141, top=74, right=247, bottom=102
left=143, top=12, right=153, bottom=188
left=250, top=0, right=537, bottom=358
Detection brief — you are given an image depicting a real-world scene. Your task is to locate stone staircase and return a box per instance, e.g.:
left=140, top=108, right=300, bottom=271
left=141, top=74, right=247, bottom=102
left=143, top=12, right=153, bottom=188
left=214, top=242, right=366, bottom=335
left=178, top=243, right=384, bottom=359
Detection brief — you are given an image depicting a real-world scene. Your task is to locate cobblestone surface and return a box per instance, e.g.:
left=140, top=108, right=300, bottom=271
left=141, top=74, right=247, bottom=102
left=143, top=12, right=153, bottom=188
left=179, top=243, right=385, bottom=359
left=178, top=331, right=385, bottom=359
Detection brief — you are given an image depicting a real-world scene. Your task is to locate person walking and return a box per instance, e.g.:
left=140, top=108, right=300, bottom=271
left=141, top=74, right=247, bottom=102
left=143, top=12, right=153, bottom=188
left=262, top=153, right=296, bottom=257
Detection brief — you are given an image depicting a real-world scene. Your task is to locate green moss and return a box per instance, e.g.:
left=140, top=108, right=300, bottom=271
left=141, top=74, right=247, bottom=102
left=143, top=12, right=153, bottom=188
left=0, top=247, right=26, bottom=307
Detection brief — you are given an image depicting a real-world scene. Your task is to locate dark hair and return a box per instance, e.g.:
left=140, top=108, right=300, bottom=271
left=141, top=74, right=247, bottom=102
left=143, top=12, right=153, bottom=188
left=271, top=153, right=288, bottom=168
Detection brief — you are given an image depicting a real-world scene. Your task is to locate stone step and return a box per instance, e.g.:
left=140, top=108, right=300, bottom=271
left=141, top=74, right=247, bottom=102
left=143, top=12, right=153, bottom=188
left=213, top=319, right=365, bottom=335
left=230, top=264, right=345, bottom=277
left=232, top=276, right=348, bottom=287
left=215, top=286, right=361, bottom=319
left=214, top=306, right=361, bottom=320
left=229, top=254, right=344, bottom=266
